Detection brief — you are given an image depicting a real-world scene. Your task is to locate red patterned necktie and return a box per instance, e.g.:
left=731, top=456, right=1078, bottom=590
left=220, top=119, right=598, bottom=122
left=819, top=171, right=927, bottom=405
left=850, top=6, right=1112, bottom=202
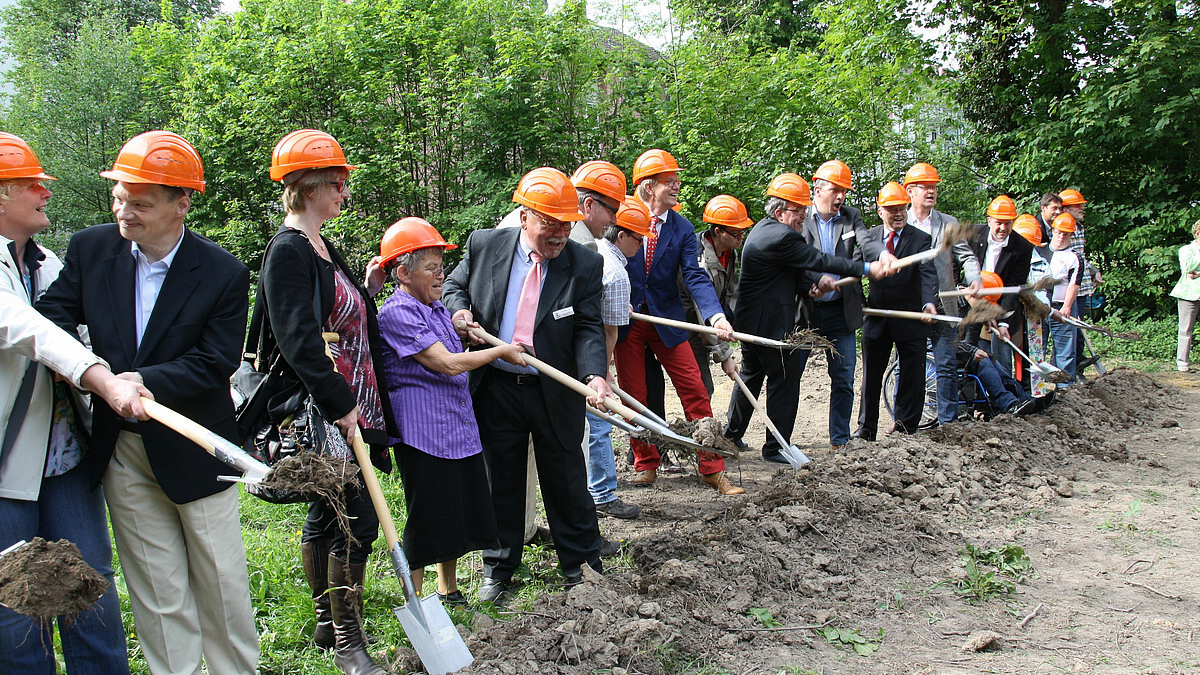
left=886, top=230, right=897, bottom=255
left=645, top=216, right=661, bottom=275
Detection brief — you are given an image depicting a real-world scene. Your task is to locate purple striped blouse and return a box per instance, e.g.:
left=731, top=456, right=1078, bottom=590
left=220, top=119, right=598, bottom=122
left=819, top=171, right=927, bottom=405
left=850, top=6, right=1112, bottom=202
left=378, top=290, right=483, bottom=460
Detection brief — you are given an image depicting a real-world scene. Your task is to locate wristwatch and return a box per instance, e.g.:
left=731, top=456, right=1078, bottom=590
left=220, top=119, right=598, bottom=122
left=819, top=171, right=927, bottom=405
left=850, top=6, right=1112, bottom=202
left=583, top=374, right=603, bottom=385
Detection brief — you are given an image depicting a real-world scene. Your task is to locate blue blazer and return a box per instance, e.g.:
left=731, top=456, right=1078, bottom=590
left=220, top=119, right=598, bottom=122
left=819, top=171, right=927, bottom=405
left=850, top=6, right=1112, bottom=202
left=622, top=209, right=722, bottom=348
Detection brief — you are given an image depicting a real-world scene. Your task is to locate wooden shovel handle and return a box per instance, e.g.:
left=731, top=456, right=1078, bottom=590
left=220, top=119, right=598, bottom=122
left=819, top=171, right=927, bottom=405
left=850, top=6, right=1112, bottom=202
left=627, top=311, right=790, bottom=348
left=831, top=248, right=938, bottom=289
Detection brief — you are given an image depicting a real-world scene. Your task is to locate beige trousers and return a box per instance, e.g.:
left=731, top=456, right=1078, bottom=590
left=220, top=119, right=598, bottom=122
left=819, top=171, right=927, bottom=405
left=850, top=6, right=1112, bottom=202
left=106, top=431, right=259, bottom=675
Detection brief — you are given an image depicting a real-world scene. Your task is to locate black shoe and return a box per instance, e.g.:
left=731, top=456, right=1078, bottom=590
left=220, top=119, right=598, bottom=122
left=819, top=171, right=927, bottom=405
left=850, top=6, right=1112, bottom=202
left=1011, top=398, right=1038, bottom=417
left=599, top=537, right=624, bottom=557
left=436, top=590, right=469, bottom=608
left=724, top=434, right=749, bottom=454
left=1038, top=389, right=1056, bottom=411
left=851, top=428, right=876, bottom=442
left=476, top=577, right=507, bottom=604
left=561, top=573, right=583, bottom=589
left=596, top=498, right=641, bottom=519
left=762, top=452, right=790, bottom=464
left=526, top=525, right=553, bottom=546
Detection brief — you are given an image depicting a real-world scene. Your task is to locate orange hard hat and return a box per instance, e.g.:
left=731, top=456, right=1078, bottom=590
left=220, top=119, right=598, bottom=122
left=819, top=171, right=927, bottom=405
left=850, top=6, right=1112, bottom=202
left=877, top=181, right=910, bottom=207
left=1051, top=212, right=1077, bottom=233
left=0, top=132, right=55, bottom=181
left=766, top=173, right=812, bottom=206
left=1058, top=188, right=1087, bottom=206
left=702, top=195, right=754, bottom=229
left=101, top=131, right=206, bottom=193
left=570, top=160, right=627, bottom=204
left=980, top=270, right=1003, bottom=304
left=616, top=195, right=652, bottom=237
left=813, top=160, right=853, bottom=190
left=512, top=167, right=584, bottom=222
left=986, top=195, right=1017, bottom=220
left=380, top=217, right=457, bottom=267
left=1012, top=214, right=1042, bottom=246
left=631, top=149, right=683, bottom=185
left=903, top=162, right=940, bottom=186
left=270, top=129, right=356, bottom=183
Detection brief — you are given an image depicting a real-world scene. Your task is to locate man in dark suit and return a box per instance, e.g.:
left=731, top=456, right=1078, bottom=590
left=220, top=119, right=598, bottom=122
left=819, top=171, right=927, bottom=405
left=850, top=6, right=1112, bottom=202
left=724, top=172, right=888, bottom=460
left=853, top=182, right=939, bottom=440
left=1034, top=192, right=1063, bottom=246
left=614, top=149, right=743, bottom=495
left=796, top=160, right=896, bottom=452
left=903, top=162, right=982, bottom=425
left=443, top=167, right=612, bottom=602
left=969, top=195, right=1035, bottom=376
left=36, top=131, right=258, bottom=674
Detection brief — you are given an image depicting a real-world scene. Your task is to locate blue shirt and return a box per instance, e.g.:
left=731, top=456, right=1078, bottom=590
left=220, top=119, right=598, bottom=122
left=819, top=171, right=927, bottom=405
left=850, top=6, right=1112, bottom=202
left=815, top=212, right=843, bottom=302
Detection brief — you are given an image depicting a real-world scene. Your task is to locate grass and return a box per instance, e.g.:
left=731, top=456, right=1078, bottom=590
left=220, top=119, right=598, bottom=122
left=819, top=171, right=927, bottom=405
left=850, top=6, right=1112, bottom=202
left=113, top=471, right=588, bottom=675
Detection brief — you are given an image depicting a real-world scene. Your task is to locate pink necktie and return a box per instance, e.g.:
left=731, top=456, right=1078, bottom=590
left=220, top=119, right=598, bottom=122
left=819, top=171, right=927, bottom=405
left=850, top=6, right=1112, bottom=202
left=645, top=216, right=661, bottom=274
left=511, top=251, right=544, bottom=349
left=886, top=231, right=896, bottom=255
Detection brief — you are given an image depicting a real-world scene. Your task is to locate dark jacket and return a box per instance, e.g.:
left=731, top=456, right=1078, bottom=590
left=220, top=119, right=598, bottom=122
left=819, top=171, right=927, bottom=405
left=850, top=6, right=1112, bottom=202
left=799, top=205, right=871, bottom=330
left=37, top=224, right=249, bottom=504
left=734, top=217, right=860, bottom=340
left=257, top=228, right=396, bottom=471
left=855, top=225, right=939, bottom=341
left=441, top=228, right=607, bottom=452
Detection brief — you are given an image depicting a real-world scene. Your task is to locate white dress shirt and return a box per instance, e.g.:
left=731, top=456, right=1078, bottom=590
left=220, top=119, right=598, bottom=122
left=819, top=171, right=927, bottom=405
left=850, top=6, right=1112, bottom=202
left=131, top=232, right=185, bottom=347
left=983, top=235, right=1008, bottom=273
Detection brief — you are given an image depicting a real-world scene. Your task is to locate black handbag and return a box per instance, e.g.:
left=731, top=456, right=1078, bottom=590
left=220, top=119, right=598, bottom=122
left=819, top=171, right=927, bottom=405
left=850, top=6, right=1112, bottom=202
left=244, top=393, right=351, bottom=504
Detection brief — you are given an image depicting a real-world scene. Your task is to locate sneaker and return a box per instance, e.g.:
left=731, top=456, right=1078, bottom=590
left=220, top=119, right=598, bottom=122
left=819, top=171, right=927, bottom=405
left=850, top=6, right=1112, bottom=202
left=596, top=498, right=641, bottom=519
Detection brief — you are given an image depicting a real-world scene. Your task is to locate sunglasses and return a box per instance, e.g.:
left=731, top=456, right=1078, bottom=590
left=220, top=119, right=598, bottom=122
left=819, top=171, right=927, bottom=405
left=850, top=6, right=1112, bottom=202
left=328, top=179, right=348, bottom=192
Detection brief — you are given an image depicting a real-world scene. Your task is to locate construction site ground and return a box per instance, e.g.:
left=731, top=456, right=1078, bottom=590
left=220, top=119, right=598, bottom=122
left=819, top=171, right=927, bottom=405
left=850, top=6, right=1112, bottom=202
left=444, top=363, right=1199, bottom=675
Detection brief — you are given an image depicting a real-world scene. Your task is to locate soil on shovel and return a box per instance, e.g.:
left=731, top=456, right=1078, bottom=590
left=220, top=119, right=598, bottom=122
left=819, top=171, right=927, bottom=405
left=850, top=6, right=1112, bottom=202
left=259, top=453, right=362, bottom=539
left=0, top=537, right=108, bottom=621
left=456, top=368, right=1196, bottom=674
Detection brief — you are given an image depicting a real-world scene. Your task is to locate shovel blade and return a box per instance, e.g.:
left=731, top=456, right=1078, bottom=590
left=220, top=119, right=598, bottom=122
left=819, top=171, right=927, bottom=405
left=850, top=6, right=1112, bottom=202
left=394, top=595, right=473, bottom=675
left=779, top=445, right=812, bottom=469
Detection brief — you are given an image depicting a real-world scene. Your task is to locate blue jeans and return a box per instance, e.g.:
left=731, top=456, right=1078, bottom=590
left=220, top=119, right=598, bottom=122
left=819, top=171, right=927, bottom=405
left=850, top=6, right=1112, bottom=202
left=0, top=463, right=129, bottom=675
left=584, top=412, right=617, bottom=505
left=973, top=356, right=1032, bottom=412
left=802, top=304, right=857, bottom=446
left=931, top=323, right=959, bottom=424
left=1048, top=316, right=1078, bottom=385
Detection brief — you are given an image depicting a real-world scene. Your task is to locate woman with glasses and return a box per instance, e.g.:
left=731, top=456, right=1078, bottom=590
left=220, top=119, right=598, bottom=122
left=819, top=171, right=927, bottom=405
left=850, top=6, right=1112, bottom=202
left=259, top=130, right=396, bottom=675
left=374, top=218, right=523, bottom=606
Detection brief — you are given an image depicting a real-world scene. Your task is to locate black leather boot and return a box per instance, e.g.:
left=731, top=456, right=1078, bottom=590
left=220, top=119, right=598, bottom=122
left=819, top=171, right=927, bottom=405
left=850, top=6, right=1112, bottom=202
left=301, top=540, right=334, bottom=649
left=328, top=555, right=389, bottom=675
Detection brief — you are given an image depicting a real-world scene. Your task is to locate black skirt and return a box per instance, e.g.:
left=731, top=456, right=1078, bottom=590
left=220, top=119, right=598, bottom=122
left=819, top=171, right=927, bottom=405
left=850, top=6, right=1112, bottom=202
left=396, top=443, right=499, bottom=568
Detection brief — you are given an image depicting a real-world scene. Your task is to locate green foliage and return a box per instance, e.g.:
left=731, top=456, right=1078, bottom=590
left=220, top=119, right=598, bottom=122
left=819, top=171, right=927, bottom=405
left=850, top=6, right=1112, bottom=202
left=747, top=606, right=782, bottom=628
left=949, top=542, right=1031, bottom=603
left=1089, top=315, right=1177, bottom=363
left=817, top=624, right=884, bottom=657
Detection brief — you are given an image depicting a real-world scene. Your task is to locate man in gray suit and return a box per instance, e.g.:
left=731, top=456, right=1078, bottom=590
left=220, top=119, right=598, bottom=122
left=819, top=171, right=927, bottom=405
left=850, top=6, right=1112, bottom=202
left=443, top=167, right=612, bottom=602
left=903, top=163, right=981, bottom=425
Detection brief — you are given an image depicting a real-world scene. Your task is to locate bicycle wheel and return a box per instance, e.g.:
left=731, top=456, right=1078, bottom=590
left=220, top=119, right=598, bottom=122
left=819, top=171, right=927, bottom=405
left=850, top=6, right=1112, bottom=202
left=883, top=353, right=938, bottom=428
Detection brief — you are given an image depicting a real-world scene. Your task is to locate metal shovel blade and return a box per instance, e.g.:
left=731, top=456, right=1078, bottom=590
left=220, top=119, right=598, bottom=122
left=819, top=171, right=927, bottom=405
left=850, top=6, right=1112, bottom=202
left=778, top=445, right=812, bottom=469
left=393, top=594, right=474, bottom=675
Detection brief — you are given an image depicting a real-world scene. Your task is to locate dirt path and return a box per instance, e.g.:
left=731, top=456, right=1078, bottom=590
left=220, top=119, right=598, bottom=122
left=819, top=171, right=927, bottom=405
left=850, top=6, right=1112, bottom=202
left=457, top=367, right=1200, bottom=675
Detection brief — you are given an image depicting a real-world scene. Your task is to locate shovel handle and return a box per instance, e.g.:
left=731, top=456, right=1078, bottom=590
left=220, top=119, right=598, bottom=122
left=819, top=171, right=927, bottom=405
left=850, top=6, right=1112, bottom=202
left=609, top=381, right=670, bottom=427
left=627, top=312, right=792, bottom=349
left=939, top=286, right=1021, bottom=299
left=831, top=248, right=940, bottom=289
left=140, top=398, right=271, bottom=482
left=862, top=308, right=960, bottom=323
left=732, top=372, right=789, bottom=451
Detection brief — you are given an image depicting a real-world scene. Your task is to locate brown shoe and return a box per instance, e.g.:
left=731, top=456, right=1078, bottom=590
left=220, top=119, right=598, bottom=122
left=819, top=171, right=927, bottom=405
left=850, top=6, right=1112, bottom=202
left=700, top=471, right=745, bottom=495
left=830, top=444, right=846, bottom=452
left=631, top=469, right=656, bottom=486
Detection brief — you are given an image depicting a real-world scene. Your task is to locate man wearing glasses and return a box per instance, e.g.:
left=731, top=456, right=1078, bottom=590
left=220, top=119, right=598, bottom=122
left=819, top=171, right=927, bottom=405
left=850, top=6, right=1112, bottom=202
left=614, top=149, right=743, bottom=495
left=444, top=167, right=612, bottom=601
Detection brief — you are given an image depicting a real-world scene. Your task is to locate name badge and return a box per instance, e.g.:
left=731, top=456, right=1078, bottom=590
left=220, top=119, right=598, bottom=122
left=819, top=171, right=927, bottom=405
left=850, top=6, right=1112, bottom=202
left=841, top=231, right=856, bottom=240
left=552, top=306, right=575, bottom=320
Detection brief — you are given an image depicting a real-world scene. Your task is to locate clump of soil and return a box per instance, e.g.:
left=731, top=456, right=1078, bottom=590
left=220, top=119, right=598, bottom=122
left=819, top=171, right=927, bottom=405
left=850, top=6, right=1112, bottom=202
left=783, top=328, right=836, bottom=354
left=961, top=301, right=1008, bottom=325
left=689, top=417, right=739, bottom=457
left=1021, top=293, right=1052, bottom=322
left=1042, top=368, right=1071, bottom=384
left=0, top=538, right=108, bottom=621
left=258, top=454, right=362, bottom=538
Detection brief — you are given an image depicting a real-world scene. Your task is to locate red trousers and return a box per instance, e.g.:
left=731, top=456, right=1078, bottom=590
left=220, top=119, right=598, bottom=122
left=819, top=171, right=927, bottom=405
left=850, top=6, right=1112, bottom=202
left=613, top=320, right=725, bottom=475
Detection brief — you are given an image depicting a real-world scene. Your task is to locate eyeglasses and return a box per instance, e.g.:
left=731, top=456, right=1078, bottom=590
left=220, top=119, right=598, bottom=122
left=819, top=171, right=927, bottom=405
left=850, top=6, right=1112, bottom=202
left=719, top=227, right=747, bottom=240
left=328, top=179, right=348, bottom=192
left=418, top=264, right=446, bottom=276
left=781, top=207, right=806, bottom=214
left=529, top=210, right=572, bottom=233
left=662, top=179, right=682, bottom=188
left=590, top=196, right=619, bottom=216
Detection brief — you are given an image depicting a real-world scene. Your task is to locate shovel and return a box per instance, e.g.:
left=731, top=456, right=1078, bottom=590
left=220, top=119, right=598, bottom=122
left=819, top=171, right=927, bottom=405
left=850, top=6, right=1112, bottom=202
left=994, top=333, right=1067, bottom=380
left=628, top=311, right=798, bottom=349
left=609, top=381, right=671, bottom=428
left=139, top=398, right=271, bottom=484
left=831, top=247, right=942, bottom=288
left=862, top=307, right=961, bottom=324
left=454, top=321, right=733, bottom=459
left=731, top=372, right=810, bottom=469
left=321, top=332, right=473, bottom=674
left=586, top=404, right=642, bottom=435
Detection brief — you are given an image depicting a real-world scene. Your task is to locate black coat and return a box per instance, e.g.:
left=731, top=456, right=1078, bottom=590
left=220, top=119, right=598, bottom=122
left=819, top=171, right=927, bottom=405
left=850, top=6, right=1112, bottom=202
left=856, top=225, right=939, bottom=341
left=441, top=228, right=607, bottom=452
left=968, top=224, right=1034, bottom=316
left=37, top=224, right=249, bottom=504
left=734, top=217, right=861, bottom=340
left=798, top=205, right=872, bottom=330
left=256, top=228, right=396, bottom=471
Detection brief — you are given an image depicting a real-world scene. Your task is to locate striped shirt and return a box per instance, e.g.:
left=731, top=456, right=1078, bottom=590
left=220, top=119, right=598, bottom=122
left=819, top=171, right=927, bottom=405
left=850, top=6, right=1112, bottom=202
left=1070, top=227, right=1092, bottom=296
left=378, top=290, right=482, bottom=460
left=597, top=237, right=631, bottom=327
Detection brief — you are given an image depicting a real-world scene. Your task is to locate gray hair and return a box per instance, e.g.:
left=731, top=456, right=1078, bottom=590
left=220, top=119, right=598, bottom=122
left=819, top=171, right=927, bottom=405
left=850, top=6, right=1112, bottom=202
left=765, top=196, right=790, bottom=219
left=812, top=177, right=835, bottom=192
left=281, top=166, right=348, bottom=215
left=635, top=178, right=657, bottom=203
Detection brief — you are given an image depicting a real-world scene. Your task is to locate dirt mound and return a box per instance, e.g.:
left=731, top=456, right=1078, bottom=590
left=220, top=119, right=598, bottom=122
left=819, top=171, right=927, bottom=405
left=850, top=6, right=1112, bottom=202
left=0, top=537, right=109, bottom=621
left=459, top=368, right=1179, bottom=674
